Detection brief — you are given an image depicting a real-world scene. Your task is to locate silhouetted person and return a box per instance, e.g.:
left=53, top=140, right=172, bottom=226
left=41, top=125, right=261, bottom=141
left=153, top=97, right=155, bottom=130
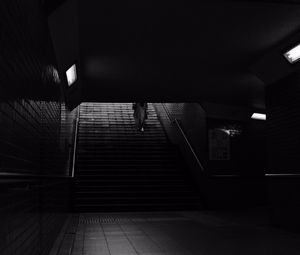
left=132, top=102, right=148, bottom=132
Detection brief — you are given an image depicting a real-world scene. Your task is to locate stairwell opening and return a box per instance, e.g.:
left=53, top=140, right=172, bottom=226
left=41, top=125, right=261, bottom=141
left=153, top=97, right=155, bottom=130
left=73, top=102, right=203, bottom=212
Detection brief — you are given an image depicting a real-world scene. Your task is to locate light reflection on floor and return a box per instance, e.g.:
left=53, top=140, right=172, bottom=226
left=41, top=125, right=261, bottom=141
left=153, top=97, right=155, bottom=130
left=70, top=211, right=300, bottom=255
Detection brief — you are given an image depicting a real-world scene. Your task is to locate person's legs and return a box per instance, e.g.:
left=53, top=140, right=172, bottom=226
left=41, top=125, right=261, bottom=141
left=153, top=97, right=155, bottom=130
left=140, top=120, right=144, bottom=131
left=134, top=106, right=146, bottom=131
left=139, top=110, right=145, bottom=131
left=134, top=117, right=140, bottom=130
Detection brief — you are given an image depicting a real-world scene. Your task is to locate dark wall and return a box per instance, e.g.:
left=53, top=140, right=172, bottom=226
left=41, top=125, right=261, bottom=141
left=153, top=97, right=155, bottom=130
left=154, top=103, right=267, bottom=208
left=204, top=109, right=267, bottom=208
left=204, top=117, right=267, bottom=208
left=206, top=118, right=267, bottom=176
left=155, top=103, right=267, bottom=176
left=0, top=0, right=74, bottom=254
left=162, top=103, right=207, bottom=165
left=0, top=0, right=66, bottom=176
left=153, top=103, right=206, bottom=183
left=266, top=71, right=300, bottom=231
left=0, top=180, right=70, bottom=255
left=266, top=72, right=300, bottom=174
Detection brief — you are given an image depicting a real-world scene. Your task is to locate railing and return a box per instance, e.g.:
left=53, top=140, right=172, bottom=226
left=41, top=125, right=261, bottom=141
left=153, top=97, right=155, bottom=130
left=207, top=173, right=300, bottom=179
left=161, top=103, right=173, bottom=123
left=209, top=174, right=264, bottom=179
left=174, top=119, right=205, bottom=172
left=265, top=173, right=300, bottom=178
left=0, top=106, right=80, bottom=183
left=0, top=172, right=72, bottom=179
left=161, top=103, right=205, bottom=173
left=71, top=106, right=80, bottom=178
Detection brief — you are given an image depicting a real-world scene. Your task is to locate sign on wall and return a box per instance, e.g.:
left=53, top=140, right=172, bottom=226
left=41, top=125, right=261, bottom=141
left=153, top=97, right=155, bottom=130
left=209, top=129, right=230, bottom=160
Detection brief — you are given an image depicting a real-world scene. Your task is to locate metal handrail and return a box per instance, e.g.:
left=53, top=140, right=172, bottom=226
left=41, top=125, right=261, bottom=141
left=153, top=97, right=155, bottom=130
left=208, top=173, right=300, bottom=179
left=209, top=174, right=263, bottom=179
left=265, top=173, right=300, bottom=177
left=0, top=107, right=81, bottom=180
left=0, top=172, right=72, bottom=179
left=161, top=103, right=173, bottom=123
left=71, top=106, right=80, bottom=178
left=161, top=103, right=205, bottom=173
left=173, top=118, right=205, bottom=172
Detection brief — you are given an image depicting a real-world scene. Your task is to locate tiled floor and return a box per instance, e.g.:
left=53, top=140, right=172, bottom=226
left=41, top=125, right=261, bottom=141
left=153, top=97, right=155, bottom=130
left=70, top=211, right=300, bottom=255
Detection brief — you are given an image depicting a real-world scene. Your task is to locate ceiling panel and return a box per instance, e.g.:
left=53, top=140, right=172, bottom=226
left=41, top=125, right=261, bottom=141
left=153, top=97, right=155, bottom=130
left=78, top=1, right=300, bottom=109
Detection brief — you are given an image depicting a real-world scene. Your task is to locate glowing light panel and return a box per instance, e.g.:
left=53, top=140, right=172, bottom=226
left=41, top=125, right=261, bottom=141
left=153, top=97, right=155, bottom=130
left=284, top=43, right=300, bottom=64
left=66, top=64, right=77, bottom=86
left=251, top=113, right=266, bottom=120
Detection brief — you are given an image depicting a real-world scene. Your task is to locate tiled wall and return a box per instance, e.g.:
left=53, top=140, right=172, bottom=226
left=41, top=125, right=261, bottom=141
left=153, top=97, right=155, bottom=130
left=0, top=100, right=65, bottom=175
left=0, top=0, right=67, bottom=176
left=0, top=0, right=75, bottom=254
left=266, top=72, right=300, bottom=174
left=0, top=180, right=71, bottom=255
left=266, top=71, right=300, bottom=230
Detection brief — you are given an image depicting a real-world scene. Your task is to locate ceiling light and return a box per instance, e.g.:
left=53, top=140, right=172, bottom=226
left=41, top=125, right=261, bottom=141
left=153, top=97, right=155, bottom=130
left=283, top=43, right=300, bottom=64
left=66, top=64, right=77, bottom=86
left=251, top=113, right=266, bottom=120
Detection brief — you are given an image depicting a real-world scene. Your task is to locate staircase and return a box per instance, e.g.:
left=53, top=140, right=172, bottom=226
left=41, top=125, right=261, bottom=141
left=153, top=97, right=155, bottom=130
left=74, top=103, right=202, bottom=212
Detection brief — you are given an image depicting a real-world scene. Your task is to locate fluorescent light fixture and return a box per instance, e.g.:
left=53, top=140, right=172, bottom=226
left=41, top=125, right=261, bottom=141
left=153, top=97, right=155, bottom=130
left=284, top=43, right=300, bottom=64
left=66, top=64, right=77, bottom=86
left=251, top=113, right=266, bottom=120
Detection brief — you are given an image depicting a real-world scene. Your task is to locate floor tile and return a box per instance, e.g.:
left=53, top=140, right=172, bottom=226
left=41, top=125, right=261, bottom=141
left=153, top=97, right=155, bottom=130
left=70, top=211, right=300, bottom=255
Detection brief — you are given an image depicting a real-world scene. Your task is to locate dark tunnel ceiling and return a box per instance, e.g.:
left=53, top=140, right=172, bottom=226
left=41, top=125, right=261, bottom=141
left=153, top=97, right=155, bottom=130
left=78, top=0, right=300, bottom=109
